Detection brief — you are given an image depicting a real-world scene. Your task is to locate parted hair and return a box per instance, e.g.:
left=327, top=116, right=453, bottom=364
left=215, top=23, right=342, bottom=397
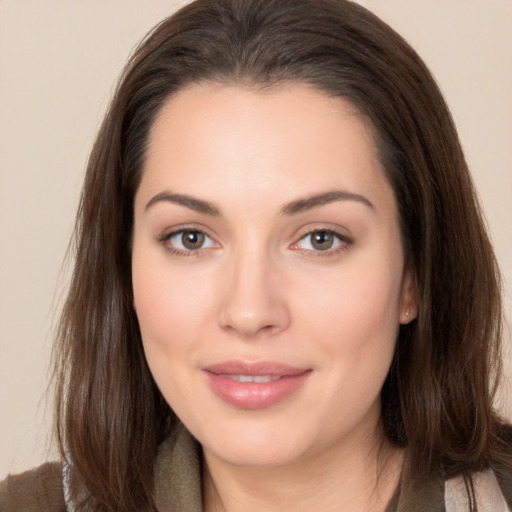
left=53, top=0, right=511, bottom=510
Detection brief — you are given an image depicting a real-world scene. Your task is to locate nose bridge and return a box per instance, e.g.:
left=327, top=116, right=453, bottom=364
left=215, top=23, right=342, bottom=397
left=218, top=240, right=289, bottom=338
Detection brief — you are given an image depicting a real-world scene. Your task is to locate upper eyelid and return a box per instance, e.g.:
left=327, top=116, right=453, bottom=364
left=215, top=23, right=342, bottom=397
left=158, top=224, right=215, bottom=240
left=299, top=227, right=349, bottom=239
left=293, top=225, right=353, bottom=243
left=165, top=228, right=213, bottom=239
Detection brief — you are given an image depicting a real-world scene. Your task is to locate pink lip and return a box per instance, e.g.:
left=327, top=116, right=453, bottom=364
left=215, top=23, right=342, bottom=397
left=203, top=361, right=312, bottom=410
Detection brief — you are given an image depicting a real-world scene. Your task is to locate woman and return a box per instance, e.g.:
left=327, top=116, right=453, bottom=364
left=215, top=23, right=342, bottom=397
left=1, top=0, right=510, bottom=510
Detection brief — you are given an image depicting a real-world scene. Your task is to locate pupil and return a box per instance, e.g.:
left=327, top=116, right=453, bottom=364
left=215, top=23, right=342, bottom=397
left=183, top=231, right=204, bottom=249
left=312, top=232, right=333, bottom=250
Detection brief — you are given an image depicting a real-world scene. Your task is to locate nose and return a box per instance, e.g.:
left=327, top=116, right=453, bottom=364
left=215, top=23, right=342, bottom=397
left=217, top=248, right=290, bottom=339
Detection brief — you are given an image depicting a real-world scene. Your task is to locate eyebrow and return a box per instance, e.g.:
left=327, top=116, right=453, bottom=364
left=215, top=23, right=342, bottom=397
left=144, top=189, right=374, bottom=216
left=281, top=190, right=374, bottom=215
left=145, top=192, right=220, bottom=215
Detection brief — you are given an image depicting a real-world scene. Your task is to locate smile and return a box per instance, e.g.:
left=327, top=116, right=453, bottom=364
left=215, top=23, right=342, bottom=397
left=203, top=361, right=312, bottom=410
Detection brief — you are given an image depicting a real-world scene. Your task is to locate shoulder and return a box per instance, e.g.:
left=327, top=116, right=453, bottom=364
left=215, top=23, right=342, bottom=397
left=492, top=424, right=512, bottom=509
left=443, top=425, right=512, bottom=511
left=0, top=462, right=66, bottom=512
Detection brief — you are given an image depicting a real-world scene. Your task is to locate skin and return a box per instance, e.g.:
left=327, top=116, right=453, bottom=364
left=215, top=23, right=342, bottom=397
left=132, top=83, right=417, bottom=511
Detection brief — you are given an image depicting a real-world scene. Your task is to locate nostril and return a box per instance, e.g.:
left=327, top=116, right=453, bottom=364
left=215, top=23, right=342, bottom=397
left=218, top=301, right=290, bottom=339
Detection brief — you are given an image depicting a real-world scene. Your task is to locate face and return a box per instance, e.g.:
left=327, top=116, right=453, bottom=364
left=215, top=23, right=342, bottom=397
left=132, top=84, right=416, bottom=469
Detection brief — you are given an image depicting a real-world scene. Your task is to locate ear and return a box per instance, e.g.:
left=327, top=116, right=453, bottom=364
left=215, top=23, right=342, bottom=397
left=399, top=263, right=418, bottom=325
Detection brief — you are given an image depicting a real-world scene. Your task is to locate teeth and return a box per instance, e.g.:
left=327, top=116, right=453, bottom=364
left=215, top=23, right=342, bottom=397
left=221, top=374, right=281, bottom=383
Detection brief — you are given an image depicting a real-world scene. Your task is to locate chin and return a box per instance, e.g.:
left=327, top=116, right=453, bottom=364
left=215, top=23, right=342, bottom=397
left=194, top=415, right=321, bottom=469
left=207, top=439, right=306, bottom=468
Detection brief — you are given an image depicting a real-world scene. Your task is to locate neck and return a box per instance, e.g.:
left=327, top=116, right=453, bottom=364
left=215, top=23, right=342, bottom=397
left=202, top=425, right=403, bottom=512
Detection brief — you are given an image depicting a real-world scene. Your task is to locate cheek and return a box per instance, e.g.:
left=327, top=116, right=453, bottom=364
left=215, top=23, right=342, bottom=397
left=131, top=255, right=209, bottom=409
left=132, top=248, right=212, bottom=344
left=132, top=256, right=221, bottom=418
left=304, top=265, right=401, bottom=411
left=292, top=251, right=404, bottom=400
left=299, top=264, right=402, bottom=339
left=133, top=265, right=176, bottom=346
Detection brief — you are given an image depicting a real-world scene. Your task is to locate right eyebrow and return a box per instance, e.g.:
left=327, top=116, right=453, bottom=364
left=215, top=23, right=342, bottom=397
left=144, top=191, right=220, bottom=216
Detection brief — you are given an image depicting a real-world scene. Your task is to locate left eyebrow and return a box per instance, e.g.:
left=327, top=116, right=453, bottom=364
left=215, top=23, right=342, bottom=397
left=281, top=190, right=375, bottom=215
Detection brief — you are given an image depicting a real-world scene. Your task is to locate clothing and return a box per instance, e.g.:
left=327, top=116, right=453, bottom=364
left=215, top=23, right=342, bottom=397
left=0, top=462, right=65, bottom=512
left=2, top=424, right=511, bottom=511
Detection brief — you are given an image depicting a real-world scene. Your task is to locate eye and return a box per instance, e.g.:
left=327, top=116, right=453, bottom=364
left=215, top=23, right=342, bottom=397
left=163, top=229, right=217, bottom=253
left=292, top=229, right=351, bottom=254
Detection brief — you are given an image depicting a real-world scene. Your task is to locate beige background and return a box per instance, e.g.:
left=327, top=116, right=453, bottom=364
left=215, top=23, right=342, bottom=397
left=0, top=1, right=510, bottom=479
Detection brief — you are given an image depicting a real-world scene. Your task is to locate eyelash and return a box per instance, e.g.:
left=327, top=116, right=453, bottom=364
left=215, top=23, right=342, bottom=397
left=157, top=227, right=353, bottom=258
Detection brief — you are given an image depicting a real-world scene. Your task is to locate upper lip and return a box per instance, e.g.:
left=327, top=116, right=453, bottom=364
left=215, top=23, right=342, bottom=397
left=203, top=360, right=310, bottom=376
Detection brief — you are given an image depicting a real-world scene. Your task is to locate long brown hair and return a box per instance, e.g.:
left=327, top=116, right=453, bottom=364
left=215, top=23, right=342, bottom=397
left=54, top=0, right=510, bottom=509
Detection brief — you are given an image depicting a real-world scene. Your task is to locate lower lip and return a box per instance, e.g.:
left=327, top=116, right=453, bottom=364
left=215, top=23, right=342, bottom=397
left=204, top=371, right=311, bottom=409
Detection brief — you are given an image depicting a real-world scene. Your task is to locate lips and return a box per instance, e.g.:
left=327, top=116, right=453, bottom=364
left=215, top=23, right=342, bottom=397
left=203, top=361, right=312, bottom=409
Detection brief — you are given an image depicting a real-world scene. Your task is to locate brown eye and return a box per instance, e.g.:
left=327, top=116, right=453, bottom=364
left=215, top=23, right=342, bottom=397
left=292, top=229, right=351, bottom=255
left=181, top=230, right=205, bottom=250
left=164, top=229, right=216, bottom=253
left=310, top=231, right=335, bottom=251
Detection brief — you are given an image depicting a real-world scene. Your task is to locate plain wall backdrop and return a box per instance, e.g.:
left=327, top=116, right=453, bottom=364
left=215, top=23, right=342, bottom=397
left=1, top=0, right=511, bottom=479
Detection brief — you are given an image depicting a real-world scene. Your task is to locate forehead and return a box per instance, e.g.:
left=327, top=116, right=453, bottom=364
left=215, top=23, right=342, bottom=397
left=137, top=83, right=396, bottom=217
